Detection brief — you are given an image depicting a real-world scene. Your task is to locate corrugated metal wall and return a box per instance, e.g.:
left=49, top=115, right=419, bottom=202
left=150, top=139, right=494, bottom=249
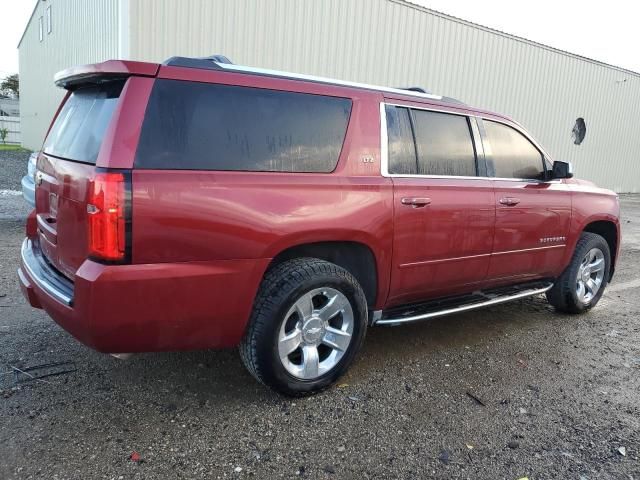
left=129, top=0, right=640, bottom=192
left=18, top=0, right=120, bottom=150
left=18, top=0, right=640, bottom=191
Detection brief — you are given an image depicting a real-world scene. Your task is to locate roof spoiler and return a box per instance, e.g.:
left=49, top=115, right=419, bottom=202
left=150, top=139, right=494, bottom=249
left=54, top=60, right=160, bottom=89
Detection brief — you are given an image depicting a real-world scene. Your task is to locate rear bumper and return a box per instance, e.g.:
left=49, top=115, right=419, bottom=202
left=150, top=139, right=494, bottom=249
left=18, top=237, right=269, bottom=352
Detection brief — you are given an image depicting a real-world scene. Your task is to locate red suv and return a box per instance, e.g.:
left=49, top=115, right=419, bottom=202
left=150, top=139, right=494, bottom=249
left=19, top=56, right=620, bottom=395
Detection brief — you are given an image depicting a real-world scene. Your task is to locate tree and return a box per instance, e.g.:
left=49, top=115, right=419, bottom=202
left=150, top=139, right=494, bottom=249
left=1, top=74, right=19, bottom=98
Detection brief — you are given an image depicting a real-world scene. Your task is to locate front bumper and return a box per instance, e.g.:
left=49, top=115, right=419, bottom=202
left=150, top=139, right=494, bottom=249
left=18, top=237, right=269, bottom=352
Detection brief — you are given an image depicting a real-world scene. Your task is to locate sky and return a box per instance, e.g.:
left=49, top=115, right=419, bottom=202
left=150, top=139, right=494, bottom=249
left=409, top=0, right=640, bottom=73
left=0, top=0, right=33, bottom=79
left=1, top=0, right=639, bottom=81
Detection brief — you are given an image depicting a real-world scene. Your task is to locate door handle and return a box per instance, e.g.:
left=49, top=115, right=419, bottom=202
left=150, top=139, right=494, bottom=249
left=401, top=197, right=431, bottom=207
left=499, top=197, right=521, bottom=206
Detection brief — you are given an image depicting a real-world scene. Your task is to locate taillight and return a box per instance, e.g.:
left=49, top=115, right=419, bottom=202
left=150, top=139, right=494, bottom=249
left=87, top=170, right=131, bottom=263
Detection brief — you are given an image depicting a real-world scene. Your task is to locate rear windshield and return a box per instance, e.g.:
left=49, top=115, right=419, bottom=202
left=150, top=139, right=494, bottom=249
left=43, top=80, right=124, bottom=164
left=135, top=79, right=352, bottom=172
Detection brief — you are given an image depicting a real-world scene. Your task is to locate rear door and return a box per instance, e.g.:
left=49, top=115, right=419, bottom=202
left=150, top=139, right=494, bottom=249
left=480, top=118, right=571, bottom=281
left=35, top=80, right=125, bottom=279
left=384, top=103, right=495, bottom=306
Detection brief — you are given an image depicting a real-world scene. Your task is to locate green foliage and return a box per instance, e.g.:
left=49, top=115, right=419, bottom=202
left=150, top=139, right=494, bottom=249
left=0, top=144, right=28, bottom=151
left=0, top=74, right=19, bottom=98
left=0, top=127, right=8, bottom=144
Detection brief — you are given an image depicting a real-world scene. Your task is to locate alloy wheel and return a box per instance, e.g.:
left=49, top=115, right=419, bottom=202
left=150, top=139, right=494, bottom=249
left=278, top=287, right=354, bottom=380
left=576, top=247, right=605, bottom=304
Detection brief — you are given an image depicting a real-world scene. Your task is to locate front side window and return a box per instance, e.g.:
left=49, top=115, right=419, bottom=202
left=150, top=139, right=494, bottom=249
left=483, top=120, right=545, bottom=180
left=135, top=80, right=352, bottom=172
left=412, top=110, right=477, bottom=176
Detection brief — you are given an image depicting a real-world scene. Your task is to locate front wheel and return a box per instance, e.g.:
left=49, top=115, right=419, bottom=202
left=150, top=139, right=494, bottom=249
left=546, top=232, right=611, bottom=313
left=239, top=258, right=368, bottom=396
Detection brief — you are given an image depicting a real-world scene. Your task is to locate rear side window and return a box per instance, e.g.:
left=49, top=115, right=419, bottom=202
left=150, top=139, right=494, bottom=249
left=135, top=80, right=352, bottom=172
left=412, top=110, right=477, bottom=176
left=483, top=120, right=545, bottom=180
left=386, top=106, right=417, bottom=174
left=43, top=81, right=124, bottom=164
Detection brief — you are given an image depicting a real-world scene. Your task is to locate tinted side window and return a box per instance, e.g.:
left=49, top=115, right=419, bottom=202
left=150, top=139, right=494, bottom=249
left=484, top=120, right=544, bottom=179
left=412, top=110, right=477, bottom=176
left=135, top=80, right=352, bottom=172
left=386, top=105, right=417, bottom=174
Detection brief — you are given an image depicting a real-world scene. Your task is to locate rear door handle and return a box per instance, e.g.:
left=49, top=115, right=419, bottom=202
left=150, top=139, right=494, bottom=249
left=499, top=197, right=521, bottom=206
left=401, top=197, right=431, bottom=207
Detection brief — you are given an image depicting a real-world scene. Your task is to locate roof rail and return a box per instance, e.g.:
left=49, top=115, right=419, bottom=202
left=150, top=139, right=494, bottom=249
left=162, top=55, right=233, bottom=70
left=440, top=96, right=466, bottom=106
left=397, top=88, right=465, bottom=105
left=160, top=54, right=451, bottom=102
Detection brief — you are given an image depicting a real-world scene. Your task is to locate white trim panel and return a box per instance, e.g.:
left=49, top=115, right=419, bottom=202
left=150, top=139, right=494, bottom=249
left=118, top=0, right=130, bottom=59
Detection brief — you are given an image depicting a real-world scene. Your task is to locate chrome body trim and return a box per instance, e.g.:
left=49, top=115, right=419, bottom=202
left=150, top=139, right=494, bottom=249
left=491, top=244, right=566, bottom=256
left=400, top=252, right=490, bottom=268
left=375, top=283, right=553, bottom=326
left=398, top=244, right=565, bottom=268
left=20, top=238, right=73, bottom=306
left=379, top=102, right=389, bottom=176
left=380, top=101, right=560, bottom=182
left=469, top=116, right=487, bottom=176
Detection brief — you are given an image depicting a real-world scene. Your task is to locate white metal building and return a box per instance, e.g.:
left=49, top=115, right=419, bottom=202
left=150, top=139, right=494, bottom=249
left=18, top=0, right=640, bottom=192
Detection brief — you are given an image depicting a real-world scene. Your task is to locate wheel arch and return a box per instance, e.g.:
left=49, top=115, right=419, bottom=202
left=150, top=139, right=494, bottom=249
left=266, top=241, right=380, bottom=307
left=582, top=219, right=619, bottom=279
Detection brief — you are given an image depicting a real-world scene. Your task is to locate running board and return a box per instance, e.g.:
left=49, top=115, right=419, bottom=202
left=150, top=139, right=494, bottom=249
left=374, top=281, right=553, bottom=326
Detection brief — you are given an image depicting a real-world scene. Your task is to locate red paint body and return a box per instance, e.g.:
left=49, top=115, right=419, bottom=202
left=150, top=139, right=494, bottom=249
left=19, top=60, right=621, bottom=353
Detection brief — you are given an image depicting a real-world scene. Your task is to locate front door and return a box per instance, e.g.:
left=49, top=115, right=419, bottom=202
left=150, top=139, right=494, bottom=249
left=389, top=178, right=495, bottom=305
left=383, top=104, right=495, bottom=306
left=480, top=119, right=571, bottom=281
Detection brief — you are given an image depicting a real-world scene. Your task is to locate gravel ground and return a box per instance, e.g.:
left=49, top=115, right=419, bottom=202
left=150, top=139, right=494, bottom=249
left=0, top=161, right=638, bottom=478
left=0, top=150, right=33, bottom=222
left=0, top=149, right=31, bottom=191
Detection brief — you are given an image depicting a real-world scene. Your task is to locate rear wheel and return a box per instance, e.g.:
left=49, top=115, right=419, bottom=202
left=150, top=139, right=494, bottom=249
left=546, top=232, right=610, bottom=313
left=239, top=258, right=368, bottom=396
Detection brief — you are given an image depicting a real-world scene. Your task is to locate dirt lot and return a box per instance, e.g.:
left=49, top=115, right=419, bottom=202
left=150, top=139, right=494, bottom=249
left=0, top=162, right=638, bottom=478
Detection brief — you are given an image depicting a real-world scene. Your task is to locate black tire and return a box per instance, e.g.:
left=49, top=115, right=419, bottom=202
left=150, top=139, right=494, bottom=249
left=239, top=258, right=368, bottom=396
left=546, top=232, right=611, bottom=314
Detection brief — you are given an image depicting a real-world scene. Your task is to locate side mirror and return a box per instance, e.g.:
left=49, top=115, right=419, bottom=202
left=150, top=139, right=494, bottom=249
left=551, top=160, right=573, bottom=179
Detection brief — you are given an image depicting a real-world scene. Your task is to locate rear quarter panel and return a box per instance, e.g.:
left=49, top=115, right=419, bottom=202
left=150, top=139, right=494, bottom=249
left=130, top=79, right=393, bottom=308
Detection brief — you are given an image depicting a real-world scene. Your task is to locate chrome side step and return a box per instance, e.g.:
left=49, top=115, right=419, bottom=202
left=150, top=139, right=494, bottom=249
left=374, top=282, right=553, bottom=326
